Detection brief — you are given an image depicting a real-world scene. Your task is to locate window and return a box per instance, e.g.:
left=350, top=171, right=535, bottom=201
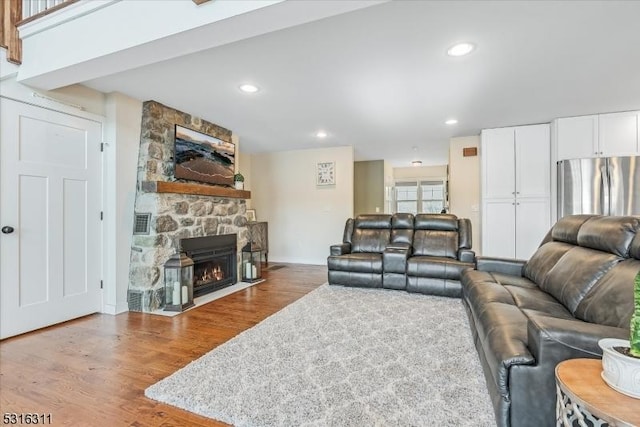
left=394, top=180, right=447, bottom=214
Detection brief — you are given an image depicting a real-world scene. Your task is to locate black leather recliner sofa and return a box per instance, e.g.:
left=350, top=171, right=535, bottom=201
left=461, top=215, right=640, bottom=427
left=328, top=213, right=475, bottom=296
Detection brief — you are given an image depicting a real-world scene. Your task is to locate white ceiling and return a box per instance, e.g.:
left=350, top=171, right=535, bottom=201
left=84, top=0, right=640, bottom=167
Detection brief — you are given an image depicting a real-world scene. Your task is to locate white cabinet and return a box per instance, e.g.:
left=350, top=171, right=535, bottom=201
left=482, top=128, right=515, bottom=199
left=481, top=124, right=551, bottom=259
left=599, top=111, right=639, bottom=156
left=556, top=115, right=598, bottom=160
left=555, top=111, right=639, bottom=161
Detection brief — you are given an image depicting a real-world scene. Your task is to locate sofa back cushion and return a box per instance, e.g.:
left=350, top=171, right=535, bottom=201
left=391, top=213, right=414, bottom=247
left=573, top=259, right=639, bottom=328
left=523, top=241, right=574, bottom=285
left=541, top=246, right=622, bottom=314
left=550, top=214, right=595, bottom=245
left=576, top=216, right=640, bottom=257
left=412, top=214, right=459, bottom=258
left=351, top=214, right=392, bottom=253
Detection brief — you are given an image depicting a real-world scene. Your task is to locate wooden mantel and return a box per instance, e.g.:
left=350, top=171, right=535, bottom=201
left=141, top=181, right=251, bottom=199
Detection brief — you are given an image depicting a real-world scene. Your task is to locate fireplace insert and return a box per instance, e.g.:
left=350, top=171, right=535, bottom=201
left=181, top=234, right=237, bottom=297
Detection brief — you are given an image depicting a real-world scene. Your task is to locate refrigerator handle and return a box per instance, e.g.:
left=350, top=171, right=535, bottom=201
left=600, top=164, right=610, bottom=215
left=557, top=161, right=564, bottom=218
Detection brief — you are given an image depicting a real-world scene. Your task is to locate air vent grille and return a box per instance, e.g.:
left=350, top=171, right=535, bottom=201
left=127, top=290, right=143, bottom=312
left=133, top=213, right=151, bottom=235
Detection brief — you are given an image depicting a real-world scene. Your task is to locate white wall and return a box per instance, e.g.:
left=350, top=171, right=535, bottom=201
left=393, top=164, right=448, bottom=181
left=103, top=92, right=142, bottom=314
left=449, top=135, right=481, bottom=253
left=251, top=146, right=354, bottom=264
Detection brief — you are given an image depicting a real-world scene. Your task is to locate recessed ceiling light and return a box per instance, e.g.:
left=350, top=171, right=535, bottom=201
left=447, top=42, right=475, bottom=57
left=239, top=84, right=259, bottom=93
left=316, top=131, right=328, bottom=139
left=411, top=160, right=423, bottom=167
left=445, top=119, right=458, bottom=125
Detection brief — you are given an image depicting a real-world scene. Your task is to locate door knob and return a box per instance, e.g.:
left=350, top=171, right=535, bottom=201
left=1, top=226, right=14, bottom=234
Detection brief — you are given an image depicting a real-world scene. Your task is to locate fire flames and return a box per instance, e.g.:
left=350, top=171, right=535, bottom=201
left=195, top=265, right=224, bottom=286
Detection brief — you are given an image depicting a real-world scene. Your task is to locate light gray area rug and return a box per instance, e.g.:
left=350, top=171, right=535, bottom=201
left=146, top=285, right=495, bottom=426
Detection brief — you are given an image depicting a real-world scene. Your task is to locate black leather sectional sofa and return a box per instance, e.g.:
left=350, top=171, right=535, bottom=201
left=328, top=213, right=475, bottom=297
left=328, top=213, right=639, bottom=427
left=461, top=214, right=639, bottom=427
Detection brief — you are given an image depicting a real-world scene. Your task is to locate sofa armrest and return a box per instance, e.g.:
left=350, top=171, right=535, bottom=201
left=330, top=243, right=351, bottom=256
left=528, top=313, right=629, bottom=363
left=476, top=256, right=526, bottom=276
left=458, top=249, right=475, bottom=264
left=383, top=247, right=411, bottom=274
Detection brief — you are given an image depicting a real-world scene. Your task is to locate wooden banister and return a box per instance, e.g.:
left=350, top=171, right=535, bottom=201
left=2, top=0, right=21, bottom=64
left=1, top=0, right=78, bottom=65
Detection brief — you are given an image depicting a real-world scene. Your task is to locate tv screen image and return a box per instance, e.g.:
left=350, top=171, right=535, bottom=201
left=174, top=125, right=235, bottom=187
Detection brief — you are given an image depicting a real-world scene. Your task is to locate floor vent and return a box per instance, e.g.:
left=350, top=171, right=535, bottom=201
left=133, top=213, right=151, bottom=235
left=127, top=290, right=143, bottom=312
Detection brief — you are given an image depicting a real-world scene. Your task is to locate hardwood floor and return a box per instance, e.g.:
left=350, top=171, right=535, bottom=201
left=0, top=264, right=327, bottom=426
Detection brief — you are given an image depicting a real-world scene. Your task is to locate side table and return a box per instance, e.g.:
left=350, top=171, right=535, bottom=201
left=555, top=358, right=640, bottom=427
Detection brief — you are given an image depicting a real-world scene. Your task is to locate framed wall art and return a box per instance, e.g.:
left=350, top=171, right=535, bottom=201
left=316, top=162, right=335, bottom=186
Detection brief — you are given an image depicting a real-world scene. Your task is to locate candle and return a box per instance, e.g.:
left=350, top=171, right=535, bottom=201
left=172, top=282, right=180, bottom=305
left=252, top=265, right=257, bottom=278
left=245, top=262, right=252, bottom=279
left=182, top=286, right=188, bottom=304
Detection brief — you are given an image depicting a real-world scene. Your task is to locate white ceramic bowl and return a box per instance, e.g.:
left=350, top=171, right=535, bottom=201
left=598, top=338, right=640, bottom=399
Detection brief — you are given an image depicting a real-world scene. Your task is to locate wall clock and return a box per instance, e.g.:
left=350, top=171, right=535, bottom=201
left=316, top=162, right=335, bottom=186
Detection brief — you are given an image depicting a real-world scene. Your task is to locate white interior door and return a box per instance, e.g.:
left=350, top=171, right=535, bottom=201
left=1, top=97, right=103, bottom=339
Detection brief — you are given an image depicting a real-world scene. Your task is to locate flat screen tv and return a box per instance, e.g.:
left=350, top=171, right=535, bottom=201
left=174, top=124, right=235, bottom=187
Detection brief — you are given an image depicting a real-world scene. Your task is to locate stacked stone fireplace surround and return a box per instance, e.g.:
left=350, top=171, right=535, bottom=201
left=128, top=101, right=249, bottom=312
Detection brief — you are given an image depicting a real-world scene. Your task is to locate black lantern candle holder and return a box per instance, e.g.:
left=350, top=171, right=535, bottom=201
left=241, top=241, right=262, bottom=282
left=163, top=251, right=195, bottom=312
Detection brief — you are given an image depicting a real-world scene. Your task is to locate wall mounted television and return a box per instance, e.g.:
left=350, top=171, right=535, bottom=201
left=174, top=124, right=235, bottom=187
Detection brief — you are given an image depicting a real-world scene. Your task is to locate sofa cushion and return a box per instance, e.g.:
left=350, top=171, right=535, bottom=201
left=504, top=286, right=573, bottom=319
left=391, top=213, right=414, bottom=247
left=327, top=253, right=383, bottom=273
left=541, top=246, right=621, bottom=314
left=414, top=213, right=458, bottom=231
left=523, top=241, right=574, bottom=285
left=576, top=216, right=640, bottom=257
left=413, top=230, right=458, bottom=258
left=574, top=259, right=639, bottom=328
left=407, top=256, right=473, bottom=280
left=351, top=214, right=392, bottom=253
left=550, top=215, right=594, bottom=244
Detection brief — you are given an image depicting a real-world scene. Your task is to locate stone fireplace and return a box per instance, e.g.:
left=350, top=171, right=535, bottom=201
left=127, top=101, right=250, bottom=312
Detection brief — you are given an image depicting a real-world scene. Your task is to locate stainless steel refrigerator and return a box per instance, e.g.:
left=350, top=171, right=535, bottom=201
left=557, top=156, right=640, bottom=217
